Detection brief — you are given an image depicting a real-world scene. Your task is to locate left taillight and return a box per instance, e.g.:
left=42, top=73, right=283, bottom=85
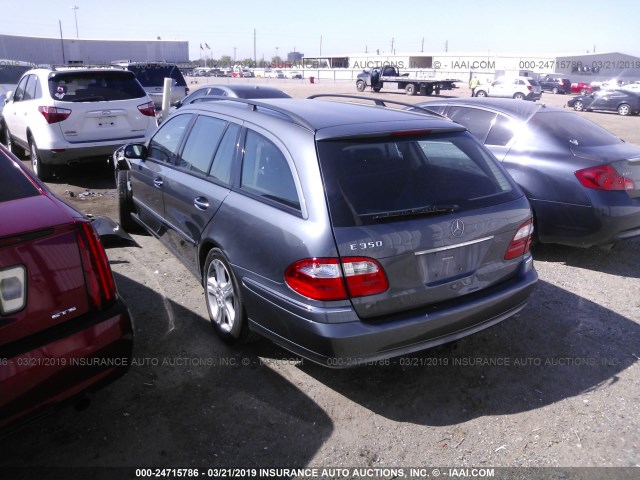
left=137, top=101, right=156, bottom=117
left=285, top=257, right=389, bottom=301
left=0, top=265, right=27, bottom=315
left=504, top=219, right=534, bottom=260
left=74, top=221, right=116, bottom=309
left=38, top=106, right=71, bottom=124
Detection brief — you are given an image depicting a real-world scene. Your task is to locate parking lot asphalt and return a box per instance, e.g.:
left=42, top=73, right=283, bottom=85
left=2, top=78, right=639, bottom=478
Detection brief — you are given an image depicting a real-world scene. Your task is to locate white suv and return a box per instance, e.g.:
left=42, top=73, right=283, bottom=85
left=475, top=76, right=542, bottom=101
left=2, top=67, right=158, bottom=180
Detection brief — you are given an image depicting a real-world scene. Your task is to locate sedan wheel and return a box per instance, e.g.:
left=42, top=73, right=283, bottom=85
left=475, top=90, right=487, bottom=98
left=203, top=249, right=253, bottom=344
left=618, top=103, right=631, bottom=116
left=3, top=124, right=25, bottom=158
left=513, top=93, right=525, bottom=100
left=573, top=100, right=584, bottom=112
left=356, top=80, right=365, bottom=92
left=552, top=87, right=559, bottom=94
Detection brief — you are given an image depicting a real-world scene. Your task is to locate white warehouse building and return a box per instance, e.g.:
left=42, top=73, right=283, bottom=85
left=0, top=34, right=189, bottom=66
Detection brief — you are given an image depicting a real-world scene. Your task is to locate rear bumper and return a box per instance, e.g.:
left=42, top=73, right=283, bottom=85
left=0, top=297, right=133, bottom=432
left=245, top=257, right=537, bottom=367
left=533, top=193, right=640, bottom=247
left=38, top=141, right=148, bottom=165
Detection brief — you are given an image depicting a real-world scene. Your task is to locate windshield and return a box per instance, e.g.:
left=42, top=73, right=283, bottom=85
left=317, top=132, right=519, bottom=227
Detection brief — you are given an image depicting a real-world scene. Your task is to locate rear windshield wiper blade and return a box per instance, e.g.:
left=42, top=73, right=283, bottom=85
left=366, top=204, right=459, bottom=221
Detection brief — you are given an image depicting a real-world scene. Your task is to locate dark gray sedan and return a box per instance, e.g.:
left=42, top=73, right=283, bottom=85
left=413, top=98, right=640, bottom=248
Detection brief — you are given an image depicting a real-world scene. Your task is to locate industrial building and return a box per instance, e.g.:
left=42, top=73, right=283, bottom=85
left=0, top=33, right=189, bottom=66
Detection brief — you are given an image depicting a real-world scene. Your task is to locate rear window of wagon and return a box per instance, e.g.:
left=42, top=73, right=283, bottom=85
left=317, top=131, right=520, bottom=227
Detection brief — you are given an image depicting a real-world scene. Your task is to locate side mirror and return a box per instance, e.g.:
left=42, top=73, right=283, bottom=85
left=124, top=143, right=147, bottom=159
left=5, top=90, right=13, bottom=103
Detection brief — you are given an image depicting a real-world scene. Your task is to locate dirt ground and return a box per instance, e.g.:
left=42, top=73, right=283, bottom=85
left=1, top=78, right=639, bottom=480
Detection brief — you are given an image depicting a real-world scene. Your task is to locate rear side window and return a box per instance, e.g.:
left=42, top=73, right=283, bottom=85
left=48, top=71, right=147, bottom=101
left=240, top=131, right=299, bottom=209
left=448, top=107, right=496, bottom=142
left=0, top=156, right=39, bottom=203
left=317, top=132, right=519, bottom=227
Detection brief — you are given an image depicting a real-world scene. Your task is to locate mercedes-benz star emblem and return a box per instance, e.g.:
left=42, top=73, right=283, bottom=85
left=451, top=219, right=465, bottom=237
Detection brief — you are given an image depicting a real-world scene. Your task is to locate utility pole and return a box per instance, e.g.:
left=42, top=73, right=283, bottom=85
left=71, top=6, right=79, bottom=38
left=421, top=37, right=424, bottom=53
left=391, top=37, right=394, bottom=52
left=59, top=20, right=66, bottom=63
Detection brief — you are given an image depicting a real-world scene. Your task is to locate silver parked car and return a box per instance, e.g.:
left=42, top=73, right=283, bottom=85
left=113, top=95, right=537, bottom=367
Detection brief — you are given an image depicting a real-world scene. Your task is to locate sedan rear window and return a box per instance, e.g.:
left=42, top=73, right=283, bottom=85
left=317, top=132, right=519, bottom=227
left=48, top=71, right=147, bottom=102
left=528, top=111, right=623, bottom=147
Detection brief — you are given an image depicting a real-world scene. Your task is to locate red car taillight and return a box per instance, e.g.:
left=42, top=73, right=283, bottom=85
left=575, top=165, right=635, bottom=191
left=504, top=220, right=534, bottom=260
left=285, top=257, right=389, bottom=301
left=38, top=106, right=71, bottom=124
left=74, top=221, right=116, bottom=309
left=137, top=101, right=156, bottom=117
left=527, top=85, right=533, bottom=91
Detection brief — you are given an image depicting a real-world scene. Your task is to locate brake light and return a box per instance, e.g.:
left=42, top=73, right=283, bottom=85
left=38, top=106, right=71, bottom=124
left=575, top=165, right=635, bottom=191
left=74, top=221, right=116, bottom=309
left=504, top=220, right=534, bottom=260
left=527, top=85, right=533, bottom=91
left=137, top=101, right=156, bottom=117
left=285, top=257, right=388, bottom=301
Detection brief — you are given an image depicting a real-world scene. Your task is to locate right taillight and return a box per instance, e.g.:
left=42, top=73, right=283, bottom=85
left=137, top=101, right=156, bottom=117
left=74, top=220, right=116, bottom=309
left=575, top=165, right=635, bottom=191
left=505, top=220, right=534, bottom=260
left=285, top=257, right=388, bottom=301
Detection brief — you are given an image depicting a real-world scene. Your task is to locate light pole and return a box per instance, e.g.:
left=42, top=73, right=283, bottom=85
left=275, top=46, right=279, bottom=65
left=71, top=6, right=79, bottom=38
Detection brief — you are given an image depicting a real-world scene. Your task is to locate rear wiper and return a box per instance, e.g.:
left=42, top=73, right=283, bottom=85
left=367, top=204, right=459, bottom=221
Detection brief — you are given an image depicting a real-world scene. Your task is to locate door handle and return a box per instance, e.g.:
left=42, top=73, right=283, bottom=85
left=153, top=178, right=163, bottom=188
left=193, top=197, right=209, bottom=210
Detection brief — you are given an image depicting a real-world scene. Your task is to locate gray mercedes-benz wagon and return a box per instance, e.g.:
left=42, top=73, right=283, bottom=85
left=114, top=95, right=538, bottom=367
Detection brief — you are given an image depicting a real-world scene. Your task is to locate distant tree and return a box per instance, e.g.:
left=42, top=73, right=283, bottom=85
left=219, top=55, right=232, bottom=67
left=240, top=57, right=255, bottom=68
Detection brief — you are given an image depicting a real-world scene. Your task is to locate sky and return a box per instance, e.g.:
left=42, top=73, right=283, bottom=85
left=3, top=0, right=640, bottom=61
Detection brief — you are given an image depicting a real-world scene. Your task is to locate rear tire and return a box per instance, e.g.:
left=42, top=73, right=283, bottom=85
left=552, top=87, right=559, bottom=94
left=356, top=80, right=366, bottom=92
left=618, top=103, right=631, bottom=116
left=117, top=170, right=140, bottom=232
left=29, top=136, right=54, bottom=181
left=475, top=90, right=487, bottom=98
left=372, top=87, right=381, bottom=92
left=405, top=84, right=416, bottom=96
left=513, top=92, right=525, bottom=100
left=203, top=249, right=256, bottom=345
left=3, top=124, right=25, bottom=158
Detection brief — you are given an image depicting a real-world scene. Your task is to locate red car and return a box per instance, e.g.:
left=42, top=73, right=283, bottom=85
left=571, top=81, right=599, bottom=95
left=0, top=145, right=133, bottom=432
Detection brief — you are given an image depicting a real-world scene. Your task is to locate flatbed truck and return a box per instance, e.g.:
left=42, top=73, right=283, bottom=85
left=356, top=65, right=460, bottom=96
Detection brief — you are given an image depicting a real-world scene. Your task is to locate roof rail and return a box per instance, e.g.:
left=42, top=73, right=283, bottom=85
left=188, top=95, right=316, bottom=132
left=307, top=94, right=442, bottom=116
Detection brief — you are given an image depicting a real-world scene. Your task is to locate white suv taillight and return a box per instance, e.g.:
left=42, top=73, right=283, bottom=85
left=504, top=220, right=534, bottom=260
left=0, top=265, right=26, bottom=315
left=38, top=106, right=71, bottom=124
left=137, top=101, right=156, bottom=117
left=285, top=257, right=389, bottom=301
